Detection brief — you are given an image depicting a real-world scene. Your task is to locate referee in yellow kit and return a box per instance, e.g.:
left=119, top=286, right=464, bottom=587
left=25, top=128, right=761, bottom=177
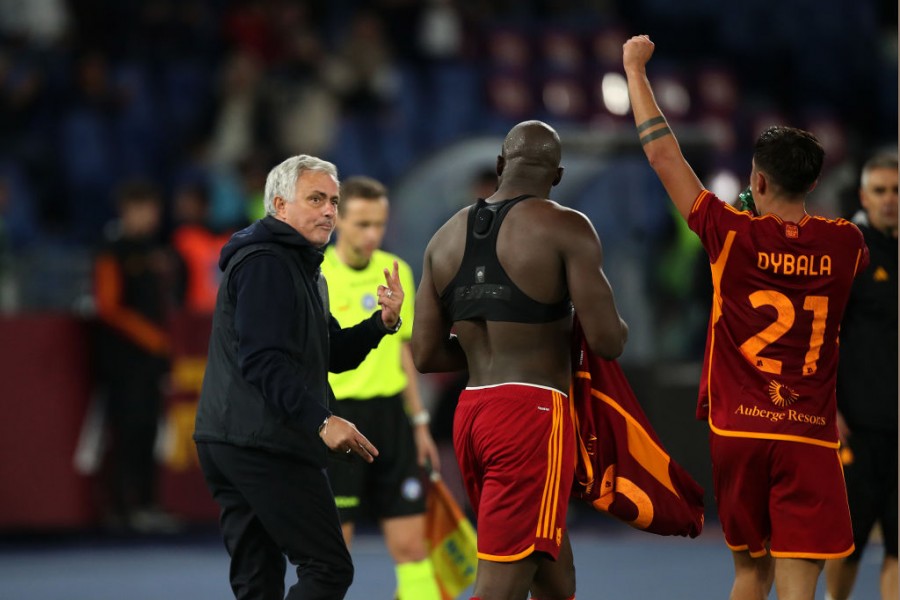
left=322, top=176, right=442, bottom=600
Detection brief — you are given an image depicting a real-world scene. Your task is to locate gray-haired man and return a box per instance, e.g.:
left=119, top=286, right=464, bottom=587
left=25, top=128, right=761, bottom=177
left=194, top=155, right=405, bottom=600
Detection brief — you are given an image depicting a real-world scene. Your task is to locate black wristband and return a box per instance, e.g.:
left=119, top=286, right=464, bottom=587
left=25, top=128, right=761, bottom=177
left=375, top=311, right=402, bottom=335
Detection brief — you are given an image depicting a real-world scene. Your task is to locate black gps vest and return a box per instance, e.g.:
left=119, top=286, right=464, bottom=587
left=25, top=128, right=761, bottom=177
left=439, top=195, right=572, bottom=323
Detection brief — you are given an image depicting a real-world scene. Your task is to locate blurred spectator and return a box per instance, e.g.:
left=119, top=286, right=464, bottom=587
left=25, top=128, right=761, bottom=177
left=651, top=202, right=707, bottom=360
left=222, top=0, right=283, bottom=66
left=265, top=29, right=338, bottom=159
left=171, top=180, right=231, bottom=314
left=238, top=152, right=271, bottom=225
left=0, top=162, right=39, bottom=252
left=0, top=0, right=69, bottom=47
left=59, top=50, right=122, bottom=243
left=324, top=10, right=401, bottom=181
left=418, top=0, right=465, bottom=61
left=201, top=51, right=272, bottom=231
left=93, top=179, right=179, bottom=533
left=206, top=50, right=269, bottom=168
left=325, top=10, right=396, bottom=109
left=0, top=47, right=47, bottom=159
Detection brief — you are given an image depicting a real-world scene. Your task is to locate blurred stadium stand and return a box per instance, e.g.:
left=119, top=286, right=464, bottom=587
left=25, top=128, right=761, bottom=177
left=0, top=0, right=895, bottom=530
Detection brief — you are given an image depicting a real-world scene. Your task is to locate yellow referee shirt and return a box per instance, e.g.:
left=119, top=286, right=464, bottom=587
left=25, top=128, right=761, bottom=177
left=322, top=246, right=416, bottom=400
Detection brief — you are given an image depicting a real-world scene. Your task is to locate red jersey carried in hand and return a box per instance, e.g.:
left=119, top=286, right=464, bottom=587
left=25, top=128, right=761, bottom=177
left=688, top=190, right=868, bottom=447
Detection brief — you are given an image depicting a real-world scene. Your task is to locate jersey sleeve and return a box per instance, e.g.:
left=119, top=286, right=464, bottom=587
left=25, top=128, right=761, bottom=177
left=686, top=190, right=748, bottom=262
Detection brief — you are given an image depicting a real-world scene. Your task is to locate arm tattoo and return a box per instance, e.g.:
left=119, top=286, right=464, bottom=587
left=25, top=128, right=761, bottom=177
left=636, top=115, right=667, bottom=133
left=640, top=126, right=672, bottom=146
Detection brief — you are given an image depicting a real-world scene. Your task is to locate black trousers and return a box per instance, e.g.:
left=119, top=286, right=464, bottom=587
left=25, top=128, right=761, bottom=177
left=196, top=442, right=353, bottom=600
left=843, top=429, right=899, bottom=559
left=105, top=369, right=163, bottom=513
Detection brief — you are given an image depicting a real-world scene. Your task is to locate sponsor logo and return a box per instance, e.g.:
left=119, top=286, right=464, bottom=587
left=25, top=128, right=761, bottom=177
left=362, top=293, right=377, bottom=310
left=785, top=409, right=826, bottom=426
left=734, top=404, right=785, bottom=423
left=733, top=404, right=827, bottom=426
left=757, top=252, right=831, bottom=276
left=768, top=380, right=798, bottom=407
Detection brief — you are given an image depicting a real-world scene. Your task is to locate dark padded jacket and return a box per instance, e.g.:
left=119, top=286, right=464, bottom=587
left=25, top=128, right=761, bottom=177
left=836, top=214, right=898, bottom=433
left=194, top=216, right=392, bottom=466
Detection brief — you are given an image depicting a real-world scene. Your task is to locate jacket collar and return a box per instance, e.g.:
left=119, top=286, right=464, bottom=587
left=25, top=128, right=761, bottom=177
left=260, top=216, right=326, bottom=272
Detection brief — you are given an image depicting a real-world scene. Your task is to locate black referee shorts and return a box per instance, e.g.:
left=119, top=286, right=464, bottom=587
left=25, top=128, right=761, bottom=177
left=327, top=394, right=427, bottom=524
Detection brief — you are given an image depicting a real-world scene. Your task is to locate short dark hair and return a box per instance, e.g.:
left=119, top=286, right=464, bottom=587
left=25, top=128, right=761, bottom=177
left=753, top=126, right=824, bottom=196
left=338, top=176, right=387, bottom=214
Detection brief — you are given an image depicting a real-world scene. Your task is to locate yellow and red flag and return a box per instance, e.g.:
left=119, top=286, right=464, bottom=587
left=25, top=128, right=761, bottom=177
left=425, top=474, right=477, bottom=600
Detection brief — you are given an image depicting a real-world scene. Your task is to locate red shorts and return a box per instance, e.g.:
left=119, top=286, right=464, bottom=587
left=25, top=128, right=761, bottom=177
left=453, top=383, right=575, bottom=562
left=710, top=433, right=854, bottom=559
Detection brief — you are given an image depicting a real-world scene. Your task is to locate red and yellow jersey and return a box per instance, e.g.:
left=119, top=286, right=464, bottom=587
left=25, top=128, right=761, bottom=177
left=688, top=190, right=869, bottom=447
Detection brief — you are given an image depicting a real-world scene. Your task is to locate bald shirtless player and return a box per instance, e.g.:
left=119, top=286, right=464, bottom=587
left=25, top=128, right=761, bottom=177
left=412, top=120, right=629, bottom=600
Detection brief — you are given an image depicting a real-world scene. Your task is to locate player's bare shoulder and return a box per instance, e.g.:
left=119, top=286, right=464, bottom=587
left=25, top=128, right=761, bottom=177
left=425, top=205, right=470, bottom=254
left=424, top=204, right=471, bottom=285
left=516, top=198, right=600, bottom=248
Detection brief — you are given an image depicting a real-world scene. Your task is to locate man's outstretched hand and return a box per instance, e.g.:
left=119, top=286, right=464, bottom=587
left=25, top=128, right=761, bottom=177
left=319, top=415, right=379, bottom=463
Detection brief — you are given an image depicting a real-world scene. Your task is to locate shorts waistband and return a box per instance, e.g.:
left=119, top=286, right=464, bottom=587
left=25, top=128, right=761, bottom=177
left=464, top=382, right=568, bottom=397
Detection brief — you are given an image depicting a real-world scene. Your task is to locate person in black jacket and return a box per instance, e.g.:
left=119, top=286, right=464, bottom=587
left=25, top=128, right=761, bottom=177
left=825, top=152, right=898, bottom=600
left=194, top=154, right=405, bottom=600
